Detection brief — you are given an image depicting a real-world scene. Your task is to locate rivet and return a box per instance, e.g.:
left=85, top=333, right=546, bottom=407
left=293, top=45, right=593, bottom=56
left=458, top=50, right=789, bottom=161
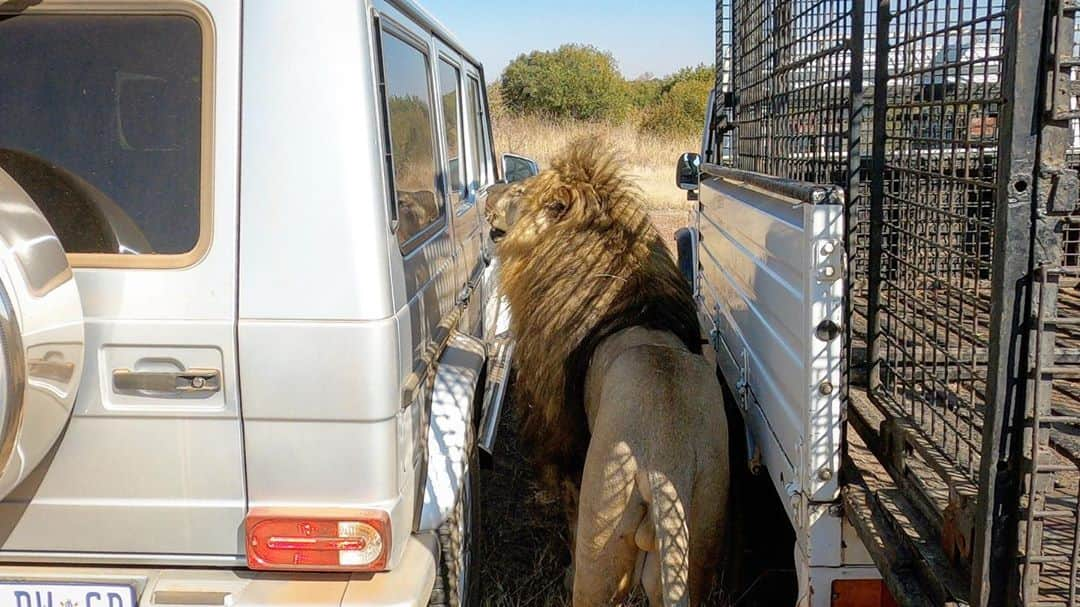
left=819, top=468, right=834, bottom=481
left=822, top=266, right=836, bottom=278
left=819, top=380, right=834, bottom=395
left=820, top=241, right=835, bottom=255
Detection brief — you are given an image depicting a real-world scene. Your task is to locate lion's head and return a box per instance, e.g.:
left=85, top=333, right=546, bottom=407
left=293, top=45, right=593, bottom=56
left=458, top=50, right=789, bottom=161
left=491, top=139, right=702, bottom=482
left=486, top=143, right=647, bottom=246
left=484, top=181, right=527, bottom=242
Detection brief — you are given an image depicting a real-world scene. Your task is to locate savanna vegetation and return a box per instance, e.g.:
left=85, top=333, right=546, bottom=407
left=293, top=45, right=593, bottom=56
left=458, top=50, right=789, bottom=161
left=492, top=44, right=713, bottom=210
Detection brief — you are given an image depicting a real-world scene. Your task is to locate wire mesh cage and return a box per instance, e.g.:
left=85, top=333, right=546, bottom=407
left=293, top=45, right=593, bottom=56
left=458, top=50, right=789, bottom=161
left=871, top=0, right=1005, bottom=485
left=728, top=0, right=860, bottom=188
left=1020, top=2, right=1080, bottom=604
left=715, top=0, right=1080, bottom=603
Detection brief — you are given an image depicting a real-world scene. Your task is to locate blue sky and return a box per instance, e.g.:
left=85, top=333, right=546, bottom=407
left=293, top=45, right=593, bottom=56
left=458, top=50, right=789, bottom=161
left=422, top=1, right=714, bottom=81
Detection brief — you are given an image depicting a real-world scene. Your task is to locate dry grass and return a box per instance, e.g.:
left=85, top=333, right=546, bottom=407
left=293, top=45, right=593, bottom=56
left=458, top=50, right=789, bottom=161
left=478, top=394, right=652, bottom=607
left=492, top=113, right=699, bottom=211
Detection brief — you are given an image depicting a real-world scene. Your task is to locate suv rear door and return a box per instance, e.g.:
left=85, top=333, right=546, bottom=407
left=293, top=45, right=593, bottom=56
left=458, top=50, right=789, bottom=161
left=0, top=1, right=245, bottom=560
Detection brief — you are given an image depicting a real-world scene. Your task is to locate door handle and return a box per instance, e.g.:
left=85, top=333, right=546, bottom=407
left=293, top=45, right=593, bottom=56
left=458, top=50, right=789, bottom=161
left=112, top=368, right=221, bottom=397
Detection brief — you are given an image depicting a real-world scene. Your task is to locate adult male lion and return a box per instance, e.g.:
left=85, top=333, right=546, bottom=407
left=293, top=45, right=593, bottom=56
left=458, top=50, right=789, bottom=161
left=489, top=142, right=730, bottom=606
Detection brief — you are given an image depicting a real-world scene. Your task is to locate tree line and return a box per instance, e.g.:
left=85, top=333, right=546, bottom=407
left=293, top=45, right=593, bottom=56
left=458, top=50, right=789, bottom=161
left=498, top=44, right=713, bottom=137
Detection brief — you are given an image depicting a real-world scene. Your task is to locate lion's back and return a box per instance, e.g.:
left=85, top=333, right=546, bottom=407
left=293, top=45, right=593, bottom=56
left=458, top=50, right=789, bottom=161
left=591, top=336, right=729, bottom=461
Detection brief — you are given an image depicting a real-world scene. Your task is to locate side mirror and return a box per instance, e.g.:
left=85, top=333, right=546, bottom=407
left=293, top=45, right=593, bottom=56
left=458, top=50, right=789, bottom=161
left=676, top=152, right=702, bottom=191
left=502, top=153, right=539, bottom=183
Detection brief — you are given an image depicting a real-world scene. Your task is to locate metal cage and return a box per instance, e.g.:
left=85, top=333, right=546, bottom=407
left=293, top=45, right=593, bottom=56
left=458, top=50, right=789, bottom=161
left=715, top=0, right=1080, bottom=603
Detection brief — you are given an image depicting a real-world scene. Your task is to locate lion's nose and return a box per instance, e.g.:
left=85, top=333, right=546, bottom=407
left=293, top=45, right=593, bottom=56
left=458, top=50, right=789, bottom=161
left=490, top=227, right=506, bottom=242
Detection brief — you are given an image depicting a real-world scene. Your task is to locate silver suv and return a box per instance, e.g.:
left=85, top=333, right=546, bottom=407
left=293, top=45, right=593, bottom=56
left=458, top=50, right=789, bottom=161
left=0, top=1, right=528, bottom=606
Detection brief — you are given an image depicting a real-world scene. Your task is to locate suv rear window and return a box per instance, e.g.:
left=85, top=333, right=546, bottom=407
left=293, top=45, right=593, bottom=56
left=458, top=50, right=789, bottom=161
left=0, top=14, right=204, bottom=259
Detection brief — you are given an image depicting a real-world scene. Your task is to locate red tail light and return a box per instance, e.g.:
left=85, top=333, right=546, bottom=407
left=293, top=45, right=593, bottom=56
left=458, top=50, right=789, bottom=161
left=831, top=579, right=898, bottom=607
left=245, top=509, right=391, bottom=572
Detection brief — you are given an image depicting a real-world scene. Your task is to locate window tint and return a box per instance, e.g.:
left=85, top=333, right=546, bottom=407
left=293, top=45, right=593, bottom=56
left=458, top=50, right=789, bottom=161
left=437, top=59, right=464, bottom=202
left=465, top=77, right=489, bottom=192
left=0, top=15, right=203, bottom=257
left=379, top=31, right=442, bottom=246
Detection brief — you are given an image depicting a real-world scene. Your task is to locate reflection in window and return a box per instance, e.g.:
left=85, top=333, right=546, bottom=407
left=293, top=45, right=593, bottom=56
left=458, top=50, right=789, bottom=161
left=465, top=76, right=489, bottom=191
left=0, top=15, right=203, bottom=256
left=438, top=59, right=464, bottom=202
left=380, top=31, right=441, bottom=246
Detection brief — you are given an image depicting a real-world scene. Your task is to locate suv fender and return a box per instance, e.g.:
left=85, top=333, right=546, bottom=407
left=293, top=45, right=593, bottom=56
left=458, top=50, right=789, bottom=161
left=0, top=167, right=84, bottom=500
left=418, top=331, right=485, bottom=531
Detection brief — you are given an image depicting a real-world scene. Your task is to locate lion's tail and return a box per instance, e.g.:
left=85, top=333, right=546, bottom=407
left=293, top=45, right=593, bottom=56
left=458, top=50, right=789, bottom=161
left=641, top=467, right=694, bottom=607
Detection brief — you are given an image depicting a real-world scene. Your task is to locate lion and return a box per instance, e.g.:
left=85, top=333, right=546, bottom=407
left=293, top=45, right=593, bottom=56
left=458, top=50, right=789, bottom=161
left=488, top=141, right=730, bottom=606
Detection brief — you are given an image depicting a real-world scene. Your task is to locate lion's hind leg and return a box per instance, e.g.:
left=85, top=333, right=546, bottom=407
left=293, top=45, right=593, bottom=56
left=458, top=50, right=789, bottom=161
left=572, top=437, right=646, bottom=606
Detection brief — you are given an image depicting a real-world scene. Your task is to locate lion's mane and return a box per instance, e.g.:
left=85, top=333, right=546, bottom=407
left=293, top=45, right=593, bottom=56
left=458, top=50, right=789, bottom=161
left=497, top=141, right=702, bottom=482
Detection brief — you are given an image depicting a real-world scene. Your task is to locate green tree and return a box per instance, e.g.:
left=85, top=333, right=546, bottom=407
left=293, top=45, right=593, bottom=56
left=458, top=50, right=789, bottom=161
left=499, top=44, right=628, bottom=121
left=628, top=76, right=664, bottom=110
left=659, top=64, right=714, bottom=94
left=640, top=64, right=714, bottom=137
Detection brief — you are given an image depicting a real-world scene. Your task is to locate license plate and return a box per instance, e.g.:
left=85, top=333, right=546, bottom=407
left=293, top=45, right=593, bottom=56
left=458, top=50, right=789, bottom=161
left=0, top=583, right=135, bottom=607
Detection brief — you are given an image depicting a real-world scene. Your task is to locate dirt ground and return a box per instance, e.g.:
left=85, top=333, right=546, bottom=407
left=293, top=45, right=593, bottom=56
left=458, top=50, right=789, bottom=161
left=645, top=208, right=694, bottom=255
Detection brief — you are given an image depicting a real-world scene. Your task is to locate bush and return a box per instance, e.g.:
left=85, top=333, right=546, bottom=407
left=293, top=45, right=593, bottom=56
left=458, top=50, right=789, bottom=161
left=627, top=77, right=664, bottom=110
left=499, top=44, right=628, bottom=121
left=658, top=64, right=714, bottom=94
left=639, top=64, right=714, bottom=137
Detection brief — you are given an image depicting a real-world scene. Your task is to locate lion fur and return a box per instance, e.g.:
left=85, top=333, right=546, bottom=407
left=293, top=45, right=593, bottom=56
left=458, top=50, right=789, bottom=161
left=493, top=140, right=702, bottom=483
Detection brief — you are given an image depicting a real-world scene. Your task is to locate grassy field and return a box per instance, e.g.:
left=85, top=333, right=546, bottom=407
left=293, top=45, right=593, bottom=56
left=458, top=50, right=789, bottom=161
left=491, top=113, right=700, bottom=212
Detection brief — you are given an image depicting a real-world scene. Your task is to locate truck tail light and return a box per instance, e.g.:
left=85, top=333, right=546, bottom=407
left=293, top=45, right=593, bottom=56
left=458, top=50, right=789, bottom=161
left=245, top=509, right=391, bottom=572
left=831, top=579, right=898, bottom=607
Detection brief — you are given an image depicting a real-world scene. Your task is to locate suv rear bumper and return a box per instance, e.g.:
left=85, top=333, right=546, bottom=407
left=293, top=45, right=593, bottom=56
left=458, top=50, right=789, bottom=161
left=0, top=534, right=437, bottom=607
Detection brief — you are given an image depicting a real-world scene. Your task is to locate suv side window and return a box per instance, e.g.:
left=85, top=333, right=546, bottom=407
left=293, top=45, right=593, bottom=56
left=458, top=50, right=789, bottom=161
left=0, top=14, right=206, bottom=263
left=378, top=29, right=443, bottom=247
left=465, top=76, right=490, bottom=192
left=437, top=59, right=465, bottom=208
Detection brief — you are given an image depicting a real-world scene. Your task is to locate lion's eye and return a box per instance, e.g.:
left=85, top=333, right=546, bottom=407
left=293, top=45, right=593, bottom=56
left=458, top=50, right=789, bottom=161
left=546, top=201, right=568, bottom=215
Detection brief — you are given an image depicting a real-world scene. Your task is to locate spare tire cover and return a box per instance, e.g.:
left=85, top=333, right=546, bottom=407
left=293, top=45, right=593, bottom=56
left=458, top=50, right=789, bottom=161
left=0, top=166, right=84, bottom=499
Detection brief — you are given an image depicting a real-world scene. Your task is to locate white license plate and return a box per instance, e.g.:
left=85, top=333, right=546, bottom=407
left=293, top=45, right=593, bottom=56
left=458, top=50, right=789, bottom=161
left=0, top=583, right=135, bottom=607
